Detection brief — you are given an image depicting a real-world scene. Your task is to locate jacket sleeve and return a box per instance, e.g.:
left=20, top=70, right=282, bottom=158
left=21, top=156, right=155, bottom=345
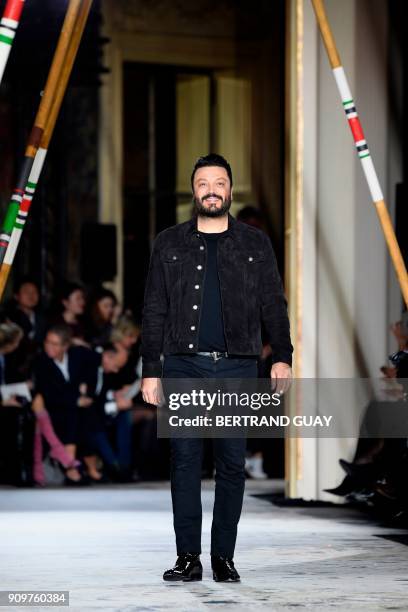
left=259, top=235, right=293, bottom=366
left=140, top=232, right=168, bottom=378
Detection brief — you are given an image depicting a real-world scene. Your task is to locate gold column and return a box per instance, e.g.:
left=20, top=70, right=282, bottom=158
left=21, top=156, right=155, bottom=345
left=284, top=0, right=304, bottom=497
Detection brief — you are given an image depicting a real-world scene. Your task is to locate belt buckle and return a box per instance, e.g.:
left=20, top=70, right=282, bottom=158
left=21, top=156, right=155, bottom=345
left=211, top=351, right=222, bottom=362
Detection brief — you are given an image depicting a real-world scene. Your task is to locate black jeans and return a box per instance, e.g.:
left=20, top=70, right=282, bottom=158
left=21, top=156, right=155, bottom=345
left=162, top=353, right=258, bottom=557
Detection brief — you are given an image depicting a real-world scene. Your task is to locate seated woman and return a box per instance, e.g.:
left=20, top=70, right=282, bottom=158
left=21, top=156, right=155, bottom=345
left=31, top=393, right=83, bottom=487
left=84, top=287, right=120, bottom=348
left=49, top=282, right=88, bottom=347
left=32, top=324, right=91, bottom=486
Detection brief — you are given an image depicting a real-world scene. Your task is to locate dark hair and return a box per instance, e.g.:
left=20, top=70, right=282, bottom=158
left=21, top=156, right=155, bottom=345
left=14, top=276, right=39, bottom=294
left=190, top=153, right=233, bottom=191
left=46, top=323, right=73, bottom=345
left=88, top=287, right=118, bottom=327
left=59, top=282, right=85, bottom=303
left=236, top=205, right=263, bottom=223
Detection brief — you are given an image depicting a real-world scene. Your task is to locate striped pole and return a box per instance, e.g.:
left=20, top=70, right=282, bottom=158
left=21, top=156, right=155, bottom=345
left=0, top=0, right=82, bottom=267
left=0, top=0, right=25, bottom=85
left=0, top=0, right=92, bottom=300
left=0, top=0, right=92, bottom=298
left=311, top=0, right=408, bottom=308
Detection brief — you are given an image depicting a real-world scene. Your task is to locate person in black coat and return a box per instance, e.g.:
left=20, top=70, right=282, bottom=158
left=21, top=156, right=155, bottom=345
left=3, top=277, right=46, bottom=380
left=33, top=324, right=95, bottom=485
left=78, top=342, right=134, bottom=482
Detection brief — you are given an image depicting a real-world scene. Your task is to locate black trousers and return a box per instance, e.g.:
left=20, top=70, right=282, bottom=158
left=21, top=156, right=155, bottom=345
left=162, top=353, right=258, bottom=557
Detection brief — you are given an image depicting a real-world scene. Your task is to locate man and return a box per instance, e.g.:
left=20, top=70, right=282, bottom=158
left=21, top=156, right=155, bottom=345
left=3, top=277, right=45, bottom=380
left=6, top=277, right=45, bottom=343
left=140, top=154, right=293, bottom=582
left=84, top=341, right=134, bottom=483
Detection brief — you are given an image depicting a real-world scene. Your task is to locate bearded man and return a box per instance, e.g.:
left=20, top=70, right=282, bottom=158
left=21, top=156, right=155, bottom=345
left=140, top=153, right=293, bottom=583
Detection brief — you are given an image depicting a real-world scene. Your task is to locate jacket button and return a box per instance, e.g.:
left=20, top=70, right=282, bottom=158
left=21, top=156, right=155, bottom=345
left=197, top=265, right=202, bottom=270
left=200, top=245, right=204, bottom=250
left=193, top=305, right=198, bottom=310
left=173, top=255, right=177, bottom=260
left=194, top=284, right=199, bottom=289
left=248, top=256, right=253, bottom=262
left=188, top=343, right=194, bottom=349
left=190, top=325, right=196, bottom=330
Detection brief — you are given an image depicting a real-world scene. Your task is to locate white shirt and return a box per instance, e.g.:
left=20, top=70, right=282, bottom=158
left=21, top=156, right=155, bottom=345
left=53, top=352, right=70, bottom=382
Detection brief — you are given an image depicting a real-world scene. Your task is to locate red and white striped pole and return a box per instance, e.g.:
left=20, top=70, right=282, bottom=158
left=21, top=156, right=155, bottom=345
left=0, top=0, right=25, bottom=85
left=311, top=0, right=408, bottom=307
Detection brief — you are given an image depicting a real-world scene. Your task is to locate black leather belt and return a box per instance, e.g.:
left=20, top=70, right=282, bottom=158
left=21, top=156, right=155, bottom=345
left=196, top=351, right=229, bottom=361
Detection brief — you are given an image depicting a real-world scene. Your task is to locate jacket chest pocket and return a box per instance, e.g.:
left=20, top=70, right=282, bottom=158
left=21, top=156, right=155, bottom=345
left=161, top=247, right=185, bottom=304
left=243, top=250, right=265, bottom=269
left=242, top=250, right=265, bottom=294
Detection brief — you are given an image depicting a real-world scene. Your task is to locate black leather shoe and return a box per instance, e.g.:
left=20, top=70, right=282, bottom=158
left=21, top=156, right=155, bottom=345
left=324, top=474, right=359, bottom=496
left=211, top=555, right=240, bottom=582
left=163, top=553, right=202, bottom=581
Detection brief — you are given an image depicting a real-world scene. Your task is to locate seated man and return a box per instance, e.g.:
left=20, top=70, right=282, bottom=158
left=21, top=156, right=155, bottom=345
left=82, top=342, right=134, bottom=482
left=4, top=277, right=46, bottom=381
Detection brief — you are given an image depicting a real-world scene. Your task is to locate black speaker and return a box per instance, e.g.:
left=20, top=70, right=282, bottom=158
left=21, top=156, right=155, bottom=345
left=396, top=183, right=408, bottom=269
left=80, top=223, right=117, bottom=283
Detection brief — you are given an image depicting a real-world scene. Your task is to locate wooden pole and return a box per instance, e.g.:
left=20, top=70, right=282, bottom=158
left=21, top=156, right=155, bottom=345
left=0, top=0, right=25, bottom=85
left=0, top=0, right=82, bottom=267
left=311, top=0, right=408, bottom=308
left=0, top=0, right=93, bottom=299
left=0, top=0, right=93, bottom=300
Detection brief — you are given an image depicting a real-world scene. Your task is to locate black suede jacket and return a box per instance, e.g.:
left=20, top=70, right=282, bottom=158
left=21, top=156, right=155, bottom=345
left=140, top=212, right=293, bottom=378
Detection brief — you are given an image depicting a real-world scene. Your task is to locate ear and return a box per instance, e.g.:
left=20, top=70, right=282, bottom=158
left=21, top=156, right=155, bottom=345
left=231, top=185, right=234, bottom=201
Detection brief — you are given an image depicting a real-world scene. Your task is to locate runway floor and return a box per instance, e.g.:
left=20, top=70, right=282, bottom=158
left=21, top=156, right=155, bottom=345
left=1, top=480, right=408, bottom=611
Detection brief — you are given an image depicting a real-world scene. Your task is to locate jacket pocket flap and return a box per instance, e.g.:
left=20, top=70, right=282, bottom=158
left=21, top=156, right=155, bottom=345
left=162, top=248, right=185, bottom=263
left=243, top=250, right=265, bottom=263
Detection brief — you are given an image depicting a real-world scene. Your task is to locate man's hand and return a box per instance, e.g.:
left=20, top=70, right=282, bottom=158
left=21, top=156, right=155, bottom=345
left=116, top=396, right=133, bottom=410
left=141, top=377, right=163, bottom=406
left=2, top=395, right=23, bottom=408
left=77, top=396, right=93, bottom=408
left=270, top=362, right=293, bottom=395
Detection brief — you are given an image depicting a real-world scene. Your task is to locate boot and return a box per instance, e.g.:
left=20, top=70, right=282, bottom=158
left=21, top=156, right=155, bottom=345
left=211, top=555, right=240, bottom=582
left=35, top=410, right=81, bottom=469
left=163, top=553, right=202, bottom=581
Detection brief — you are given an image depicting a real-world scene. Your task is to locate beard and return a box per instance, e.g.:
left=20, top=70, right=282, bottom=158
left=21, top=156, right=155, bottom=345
left=193, top=192, right=232, bottom=218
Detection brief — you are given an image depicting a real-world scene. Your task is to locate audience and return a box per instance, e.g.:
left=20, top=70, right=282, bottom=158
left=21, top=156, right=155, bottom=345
left=325, top=312, right=408, bottom=525
left=0, top=279, right=161, bottom=487
left=2, top=271, right=407, bottom=518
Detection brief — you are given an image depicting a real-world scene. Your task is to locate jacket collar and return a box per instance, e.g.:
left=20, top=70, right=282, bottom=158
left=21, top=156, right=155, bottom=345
left=183, top=211, right=237, bottom=245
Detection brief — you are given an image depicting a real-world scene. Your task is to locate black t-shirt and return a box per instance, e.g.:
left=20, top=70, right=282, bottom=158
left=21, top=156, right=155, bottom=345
left=197, top=230, right=228, bottom=351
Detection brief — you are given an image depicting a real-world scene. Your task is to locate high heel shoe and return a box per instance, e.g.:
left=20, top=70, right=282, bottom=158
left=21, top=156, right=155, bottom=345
left=324, top=474, right=359, bottom=497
